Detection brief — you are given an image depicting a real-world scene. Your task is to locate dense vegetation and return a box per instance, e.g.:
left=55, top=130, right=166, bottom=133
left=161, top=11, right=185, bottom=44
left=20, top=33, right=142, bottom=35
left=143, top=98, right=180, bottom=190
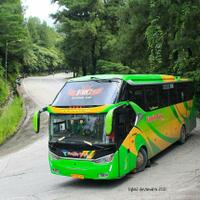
left=0, top=0, right=199, bottom=110
left=0, top=0, right=62, bottom=144
left=0, top=0, right=63, bottom=83
left=24, top=17, right=64, bottom=74
left=53, top=0, right=200, bottom=109
left=0, top=96, right=23, bottom=144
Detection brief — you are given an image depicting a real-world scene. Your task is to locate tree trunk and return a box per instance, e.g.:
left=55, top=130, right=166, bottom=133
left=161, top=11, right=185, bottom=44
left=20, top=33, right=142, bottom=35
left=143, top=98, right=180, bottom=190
left=91, top=36, right=97, bottom=75
left=82, top=59, right=87, bottom=76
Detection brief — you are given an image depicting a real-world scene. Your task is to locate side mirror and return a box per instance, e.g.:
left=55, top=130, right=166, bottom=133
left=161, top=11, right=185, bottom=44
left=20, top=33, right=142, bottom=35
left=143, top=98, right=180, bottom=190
left=33, top=107, right=48, bottom=134
left=105, top=109, right=114, bottom=136
left=33, top=111, right=40, bottom=133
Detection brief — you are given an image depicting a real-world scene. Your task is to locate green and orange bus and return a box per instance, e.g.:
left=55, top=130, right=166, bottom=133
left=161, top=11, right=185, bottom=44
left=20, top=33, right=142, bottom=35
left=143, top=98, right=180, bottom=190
left=33, top=74, right=197, bottom=180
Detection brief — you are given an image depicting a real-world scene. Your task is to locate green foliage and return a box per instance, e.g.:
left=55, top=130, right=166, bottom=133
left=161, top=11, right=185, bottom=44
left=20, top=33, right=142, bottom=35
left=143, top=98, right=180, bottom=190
left=0, top=0, right=199, bottom=110
left=116, top=0, right=150, bottom=69
left=24, top=17, right=64, bottom=74
left=53, top=0, right=200, bottom=110
left=0, top=96, right=23, bottom=145
left=0, top=62, right=3, bottom=77
left=53, top=0, right=102, bottom=75
left=26, top=17, right=41, bottom=44
left=0, top=0, right=64, bottom=79
left=27, top=17, right=62, bottom=49
left=0, top=0, right=27, bottom=79
left=111, top=0, right=200, bottom=110
left=53, top=0, right=124, bottom=75
left=0, top=78, right=9, bottom=106
left=97, top=60, right=136, bottom=74
left=22, top=44, right=64, bottom=74
left=145, top=18, right=164, bottom=71
left=0, top=63, right=9, bottom=105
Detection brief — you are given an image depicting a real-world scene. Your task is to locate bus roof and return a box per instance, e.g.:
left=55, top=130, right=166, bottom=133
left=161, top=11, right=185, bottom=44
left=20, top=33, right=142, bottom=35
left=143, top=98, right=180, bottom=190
left=68, top=74, right=190, bottom=84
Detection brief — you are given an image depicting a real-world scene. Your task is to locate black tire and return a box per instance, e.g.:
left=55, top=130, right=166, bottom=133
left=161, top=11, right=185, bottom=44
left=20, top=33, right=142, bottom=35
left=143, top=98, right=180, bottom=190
left=178, top=126, right=186, bottom=144
left=135, top=148, right=148, bottom=173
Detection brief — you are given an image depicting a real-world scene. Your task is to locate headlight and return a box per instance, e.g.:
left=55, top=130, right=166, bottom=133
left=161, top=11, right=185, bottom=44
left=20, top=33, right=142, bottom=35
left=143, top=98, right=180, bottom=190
left=94, top=153, right=114, bottom=163
left=49, top=151, right=60, bottom=160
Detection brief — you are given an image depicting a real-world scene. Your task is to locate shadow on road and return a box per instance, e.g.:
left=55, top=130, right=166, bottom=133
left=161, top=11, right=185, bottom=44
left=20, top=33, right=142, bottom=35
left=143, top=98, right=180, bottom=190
left=57, top=175, right=132, bottom=190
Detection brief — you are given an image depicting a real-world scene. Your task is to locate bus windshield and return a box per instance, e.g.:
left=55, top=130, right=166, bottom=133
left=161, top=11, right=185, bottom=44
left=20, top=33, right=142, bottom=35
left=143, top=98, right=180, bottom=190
left=52, top=79, right=122, bottom=107
left=50, top=114, right=106, bottom=144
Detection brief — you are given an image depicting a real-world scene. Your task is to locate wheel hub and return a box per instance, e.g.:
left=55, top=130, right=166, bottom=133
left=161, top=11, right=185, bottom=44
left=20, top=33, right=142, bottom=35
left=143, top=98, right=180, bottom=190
left=137, top=152, right=144, bottom=168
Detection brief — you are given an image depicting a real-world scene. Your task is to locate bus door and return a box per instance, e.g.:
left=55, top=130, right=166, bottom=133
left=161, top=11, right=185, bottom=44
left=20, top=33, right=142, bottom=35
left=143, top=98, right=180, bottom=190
left=114, top=105, right=136, bottom=177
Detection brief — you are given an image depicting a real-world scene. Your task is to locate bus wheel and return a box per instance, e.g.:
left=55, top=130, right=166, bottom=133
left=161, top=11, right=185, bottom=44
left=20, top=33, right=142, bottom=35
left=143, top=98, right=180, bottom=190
left=178, top=126, right=186, bottom=144
left=135, top=148, right=148, bottom=173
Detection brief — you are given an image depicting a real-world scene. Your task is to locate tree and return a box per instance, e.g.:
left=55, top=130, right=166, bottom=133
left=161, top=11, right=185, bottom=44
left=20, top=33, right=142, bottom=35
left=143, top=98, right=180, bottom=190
left=53, top=0, right=108, bottom=75
left=25, top=17, right=64, bottom=74
left=116, top=0, right=150, bottom=70
left=0, top=0, right=28, bottom=80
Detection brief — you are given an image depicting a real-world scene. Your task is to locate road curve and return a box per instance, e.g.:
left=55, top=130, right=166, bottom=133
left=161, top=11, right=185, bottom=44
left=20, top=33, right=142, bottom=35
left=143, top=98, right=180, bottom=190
left=0, top=74, right=200, bottom=200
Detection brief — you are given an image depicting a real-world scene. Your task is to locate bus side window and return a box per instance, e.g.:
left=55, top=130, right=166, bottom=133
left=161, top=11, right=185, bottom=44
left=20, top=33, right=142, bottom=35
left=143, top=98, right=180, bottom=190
left=158, top=83, right=178, bottom=107
left=177, top=83, right=185, bottom=102
left=185, top=82, right=194, bottom=100
left=127, top=86, right=146, bottom=110
left=144, top=86, right=159, bottom=111
left=159, top=84, right=169, bottom=108
left=176, top=82, right=194, bottom=102
left=168, top=84, right=178, bottom=105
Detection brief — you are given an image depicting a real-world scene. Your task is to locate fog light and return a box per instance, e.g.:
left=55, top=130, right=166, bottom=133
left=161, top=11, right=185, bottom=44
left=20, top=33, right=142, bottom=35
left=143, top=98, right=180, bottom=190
left=52, top=168, right=59, bottom=174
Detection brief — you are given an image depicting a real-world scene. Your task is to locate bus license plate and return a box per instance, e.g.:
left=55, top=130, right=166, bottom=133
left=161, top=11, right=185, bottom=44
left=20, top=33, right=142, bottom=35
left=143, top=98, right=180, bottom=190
left=71, top=174, right=84, bottom=179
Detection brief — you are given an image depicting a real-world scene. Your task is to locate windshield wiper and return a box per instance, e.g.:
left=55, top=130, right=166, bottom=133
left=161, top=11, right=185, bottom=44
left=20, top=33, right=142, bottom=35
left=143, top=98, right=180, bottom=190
left=83, top=140, right=105, bottom=149
left=57, top=136, right=65, bottom=142
left=60, top=138, right=104, bottom=148
left=52, top=137, right=108, bottom=150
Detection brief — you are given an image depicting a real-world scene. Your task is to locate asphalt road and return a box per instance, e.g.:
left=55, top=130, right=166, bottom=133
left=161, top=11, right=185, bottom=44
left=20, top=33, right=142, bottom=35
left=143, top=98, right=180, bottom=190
left=0, top=74, right=200, bottom=200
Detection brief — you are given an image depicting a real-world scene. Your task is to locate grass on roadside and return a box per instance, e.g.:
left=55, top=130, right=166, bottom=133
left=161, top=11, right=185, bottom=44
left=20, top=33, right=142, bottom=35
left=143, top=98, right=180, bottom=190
left=0, top=78, right=9, bottom=106
left=0, top=96, right=24, bottom=145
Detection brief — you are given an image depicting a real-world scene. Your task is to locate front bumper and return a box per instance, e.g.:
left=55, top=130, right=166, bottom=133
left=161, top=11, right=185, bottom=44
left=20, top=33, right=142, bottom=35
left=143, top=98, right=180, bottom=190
left=49, top=152, right=119, bottom=180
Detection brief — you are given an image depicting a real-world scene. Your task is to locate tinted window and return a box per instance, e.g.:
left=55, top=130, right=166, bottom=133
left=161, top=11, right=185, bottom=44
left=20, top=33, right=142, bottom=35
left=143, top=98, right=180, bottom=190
left=184, top=82, right=195, bottom=100
left=169, top=84, right=178, bottom=105
left=144, top=86, right=159, bottom=111
left=126, top=86, right=146, bottom=110
left=158, top=83, right=177, bottom=107
left=159, top=84, right=169, bottom=108
left=177, top=83, right=186, bottom=102
left=177, top=82, right=194, bottom=102
left=52, top=80, right=122, bottom=106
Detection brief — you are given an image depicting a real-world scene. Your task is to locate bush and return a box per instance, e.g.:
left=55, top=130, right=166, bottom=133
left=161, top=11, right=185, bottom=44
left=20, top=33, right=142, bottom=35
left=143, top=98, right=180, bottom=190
left=185, top=70, right=200, bottom=113
left=0, top=96, right=23, bottom=145
left=0, top=78, right=9, bottom=106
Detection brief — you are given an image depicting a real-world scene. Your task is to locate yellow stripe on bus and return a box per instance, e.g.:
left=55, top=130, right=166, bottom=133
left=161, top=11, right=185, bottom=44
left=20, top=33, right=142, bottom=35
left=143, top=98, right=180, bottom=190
left=187, top=100, right=193, bottom=109
left=161, top=75, right=175, bottom=82
left=122, top=127, right=154, bottom=157
left=87, top=151, right=95, bottom=159
left=50, top=105, right=108, bottom=114
left=135, top=129, right=154, bottom=156
left=175, top=103, right=187, bottom=118
left=147, top=129, right=171, bottom=151
left=122, top=133, right=137, bottom=156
